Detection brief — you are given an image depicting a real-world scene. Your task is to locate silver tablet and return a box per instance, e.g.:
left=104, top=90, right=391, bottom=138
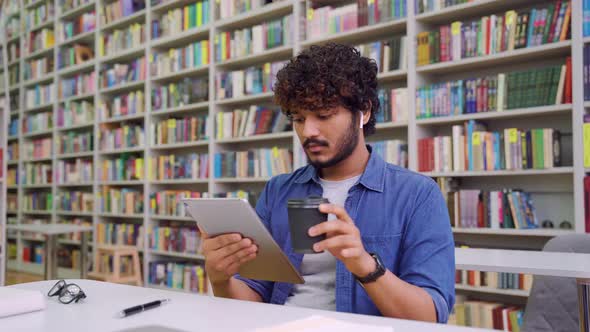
left=182, top=198, right=304, bottom=284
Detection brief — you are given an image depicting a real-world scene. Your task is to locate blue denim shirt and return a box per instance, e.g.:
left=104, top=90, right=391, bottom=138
left=236, top=147, right=455, bottom=323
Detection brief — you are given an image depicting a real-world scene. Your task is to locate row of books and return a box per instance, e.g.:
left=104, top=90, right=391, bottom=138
left=7, top=142, right=19, bottom=161
left=416, top=0, right=571, bottom=66
left=585, top=45, right=590, bottom=101
left=7, top=193, right=18, bottom=211
left=56, top=248, right=82, bottom=270
left=98, top=124, right=145, bottom=151
left=214, top=147, right=292, bottom=178
left=356, top=36, right=408, bottom=73
left=415, top=0, right=473, bottom=14
left=57, top=44, right=94, bottom=69
left=20, top=245, right=44, bottom=265
left=25, top=1, right=54, bottom=30
left=23, top=111, right=53, bottom=133
left=98, top=90, right=145, bottom=120
left=60, top=72, right=97, bottom=100
left=57, top=218, right=93, bottom=242
left=58, top=11, right=96, bottom=42
left=216, top=61, right=285, bottom=100
left=148, top=223, right=201, bottom=255
left=215, top=15, right=293, bottom=62
left=447, top=189, right=539, bottom=229
left=61, top=0, right=93, bottom=14
left=450, top=296, right=524, bottom=331
left=6, top=65, right=20, bottom=86
left=377, top=87, right=408, bottom=124
left=416, top=61, right=572, bottom=119
left=5, top=42, right=20, bottom=64
left=214, top=107, right=290, bottom=140
left=97, top=222, right=144, bottom=247
left=97, top=187, right=144, bottom=215
left=585, top=176, right=590, bottom=232
left=100, top=58, right=146, bottom=89
left=9, top=118, right=19, bottom=136
left=24, top=57, right=53, bottom=81
left=418, top=123, right=562, bottom=172
left=99, top=156, right=144, bottom=182
left=56, top=159, right=93, bottom=184
left=148, top=261, right=207, bottom=294
left=99, top=23, right=146, bottom=57
left=24, top=192, right=53, bottom=211
left=456, top=269, right=533, bottom=291
left=55, top=191, right=94, bottom=213
left=151, top=40, right=210, bottom=78
left=216, top=0, right=284, bottom=20
left=25, top=83, right=55, bottom=109
left=306, top=1, right=406, bottom=40
left=7, top=169, right=18, bottom=186
left=5, top=13, right=20, bottom=40
left=100, top=0, right=145, bottom=26
left=95, top=251, right=139, bottom=276
left=151, top=78, right=208, bottom=111
left=23, top=163, right=52, bottom=185
left=371, top=139, right=408, bottom=168
left=27, top=28, right=55, bottom=54
left=151, top=0, right=210, bottom=40
left=585, top=0, right=590, bottom=37
left=149, top=190, right=203, bottom=217
left=56, top=131, right=93, bottom=154
left=58, top=101, right=94, bottom=127
left=24, top=138, right=53, bottom=159
left=149, top=153, right=209, bottom=180
left=151, top=115, right=209, bottom=146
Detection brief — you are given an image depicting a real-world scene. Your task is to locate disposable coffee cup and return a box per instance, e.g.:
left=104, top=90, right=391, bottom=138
left=287, top=196, right=329, bottom=254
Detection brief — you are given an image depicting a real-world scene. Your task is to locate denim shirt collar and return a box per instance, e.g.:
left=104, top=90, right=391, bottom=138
left=293, top=145, right=385, bottom=193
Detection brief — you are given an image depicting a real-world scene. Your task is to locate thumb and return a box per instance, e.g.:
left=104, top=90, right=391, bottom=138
left=197, top=225, right=209, bottom=239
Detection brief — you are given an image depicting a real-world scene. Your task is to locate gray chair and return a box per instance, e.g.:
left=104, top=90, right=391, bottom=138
left=521, top=234, right=590, bottom=332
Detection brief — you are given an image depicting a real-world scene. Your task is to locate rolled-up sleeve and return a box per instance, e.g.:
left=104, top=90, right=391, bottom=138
left=233, top=179, right=275, bottom=302
left=398, top=180, right=455, bottom=323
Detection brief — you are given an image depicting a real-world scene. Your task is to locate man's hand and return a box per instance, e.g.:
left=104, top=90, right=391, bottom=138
left=308, top=204, right=376, bottom=278
left=201, top=232, right=258, bottom=285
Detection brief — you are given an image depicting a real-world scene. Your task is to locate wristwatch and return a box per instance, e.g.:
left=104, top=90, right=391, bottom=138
left=355, top=252, right=386, bottom=284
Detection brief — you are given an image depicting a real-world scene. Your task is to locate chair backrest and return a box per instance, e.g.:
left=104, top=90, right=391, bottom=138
left=521, top=234, right=590, bottom=332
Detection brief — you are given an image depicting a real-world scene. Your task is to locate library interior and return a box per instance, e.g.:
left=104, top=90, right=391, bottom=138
left=1, top=0, right=590, bottom=331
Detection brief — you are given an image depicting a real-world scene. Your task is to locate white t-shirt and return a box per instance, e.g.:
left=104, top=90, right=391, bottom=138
left=284, top=174, right=361, bottom=311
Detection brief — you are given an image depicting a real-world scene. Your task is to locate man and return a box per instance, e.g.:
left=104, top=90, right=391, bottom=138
left=201, top=43, right=455, bottom=323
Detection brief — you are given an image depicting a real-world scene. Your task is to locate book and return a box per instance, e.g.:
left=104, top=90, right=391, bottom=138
left=56, top=159, right=93, bottom=184
left=216, top=61, right=286, bottom=99
left=59, top=72, right=96, bottom=100
left=55, top=191, right=94, bottom=212
left=97, top=187, right=144, bottom=215
left=151, top=0, right=210, bottom=39
left=151, top=40, right=210, bottom=78
left=151, top=114, right=209, bottom=145
left=214, top=147, right=292, bottom=178
left=151, top=77, right=208, bottom=111
left=149, top=153, right=209, bottom=180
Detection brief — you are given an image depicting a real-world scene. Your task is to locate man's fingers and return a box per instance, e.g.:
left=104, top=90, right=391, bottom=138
left=203, top=233, right=242, bottom=252
left=313, top=235, right=358, bottom=252
left=309, top=220, right=355, bottom=237
left=319, top=204, right=353, bottom=223
left=219, top=238, right=253, bottom=258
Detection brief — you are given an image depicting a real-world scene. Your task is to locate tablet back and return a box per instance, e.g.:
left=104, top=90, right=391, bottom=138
left=183, top=198, right=304, bottom=284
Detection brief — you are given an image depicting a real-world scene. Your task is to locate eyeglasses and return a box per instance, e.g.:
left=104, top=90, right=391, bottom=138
left=47, top=280, right=87, bottom=304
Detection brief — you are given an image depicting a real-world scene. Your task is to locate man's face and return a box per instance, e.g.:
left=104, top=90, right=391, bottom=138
left=290, top=106, right=360, bottom=168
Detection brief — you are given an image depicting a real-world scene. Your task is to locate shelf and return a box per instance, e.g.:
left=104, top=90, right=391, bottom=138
left=56, top=211, right=94, bottom=217
left=216, top=45, right=293, bottom=70
left=216, top=92, right=274, bottom=107
left=151, top=66, right=208, bottom=83
left=61, top=2, right=96, bottom=20
left=58, top=239, right=93, bottom=246
left=455, top=284, right=530, bottom=297
left=151, top=140, right=209, bottom=150
left=151, top=0, right=196, bottom=14
left=59, top=91, right=95, bottom=104
left=100, top=80, right=145, bottom=95
left=151, top=25, right=210, bottom=49
left=7, top=34, right=20, bottom=44
left=151, top=101, right=209, bottom=116
left=56, top=182, right=94, bottom=188
left=99, top=146, right=144, bottom=155
left=301, top=19, right=407, bottom=48
left=22, top=210, right=52, bottom=215
left=7, top=260, right=42, bottom=276
left=216, top=131, right=293, bottom=144
left=415, top=0, right=534, bottom=25
left=215, top=0, right=294, bottom=30
left=149, top=249, right=204, bottom=260
left=57, top=123, right=94, bottom=131
left=23, top=73, right=55, bottom=87
left=22, top=184, right=52, bottom=189
left=58, top=30, right=95, bottom=47
left=8, top=160, right=19, bottom=166
left=416, top=104, right=572, bottom=126
left=100, top=46, right=145, bottom=64
left=7, top=210, right=18, bottom=214
left=99, top=112, right=145, bottom=124
left=8, top=135, right=19, bottom=141
left=7, top=185, right=18, bottom=190
left=22, top=129, right=53, bottom=138
left=452, top=228, right=575, bottom=237
left=151, top=215, right=192, bottom=222
left=417, top=41, right=572, bottom=75
left=25, top=46, right=54, bottom=61
left=147, top=283, right=199, bottom=295
left=375, top=121, right=408, bottom=130
left=98, top=213, right=144, bottom=219
left=24, top=103, right=53, bottom=113
left=584, top=101, right=590, bottom=108
left=28, top=19, right=54, bottom=32
left=22, top=157, right=52, bottom=163
left=56, top=151, right=94, bottom=159
left=25, top=0, right=46, bottom=9
left=150, top=179, right=208, bottom=185
left=423, top=167, right=574, bottom=178
left=100, top=180, right=144, bottom=186
left=215, top=177, right=271, bottom=183
left=100, top=9, right=146, bottom=32
left=377, top=69, right=407, bottom=82
left=58, top=61, right=96, bottom=77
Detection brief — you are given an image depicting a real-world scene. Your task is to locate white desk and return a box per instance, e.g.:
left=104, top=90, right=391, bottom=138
left=7, top=224, right=93, bottom=280
left=2, top=280, right=493, bottom=332
left=456, top=248, right=590, bottom=332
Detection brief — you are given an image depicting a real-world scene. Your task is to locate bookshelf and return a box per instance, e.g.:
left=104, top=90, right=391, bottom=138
left=0, top=5, right=9, bottom=285
left=0, top=0, right=586, bottom=318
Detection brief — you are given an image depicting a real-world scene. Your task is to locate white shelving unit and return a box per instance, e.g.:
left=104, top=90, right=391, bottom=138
left=0, top=5, right=9, bottom=285
left=0, top=0, right=586, bottom=303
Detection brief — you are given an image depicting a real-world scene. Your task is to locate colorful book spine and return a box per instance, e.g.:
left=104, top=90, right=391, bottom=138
left=99, top=23, right=146, bottom=57
left=24, top=57, right=53, bottom=80
left=216, top=61, right=286, bottom=100
left=99, top=156, right=144, bottom=181
left=148, top=261, right=207, bottom=294
left=98, top=90, right=145, bottom=120
left=97, top=222, right=144, bottom=247
left=24, top=162, right=52, bottom=185
left=97, top=187, right=144, bottom=215
left=25, top=82, right=55, bottom=109
left=151, top=40, right=210, bottom=78
left=98, top=124, right=145, bottom=151
left=23, top=138, right=53, bottom=159
left=56, top=131, right=93, bottom=154
left=151, top=0, right=210, bottom=39
left=24, top=192, right=53, bottom=211
left=55, top=191, right=94, bottom=212
left=100, top=58, right=147, bottom=89
left=356, top=36, right=408, bottom=72
left=100, top=0, right=145, bottom=25
left=58, top=11, right=96, bottom=42
left=60, top=72, right=96, bottom=99
left=28, top=28, right=55, bottom=54
left=149, top=191, right=207, bottom=216
left=58, top=101, right=95, bottom=127
left=214, top=147, right=292, bottom=178
left=371, top=140, right=408, bottom=168
left=151, top=77, right=208, bottom=110
left=57, top=44, right=94, bottom=69
left=148, top=223, right=201, bottom=254
left=151, top=114, right=209, bottom=145
left=149, top=153, right=209, bottom=180
left=7, top=142, right=19, bottom=161
left=23, top=111, right=53, bottom=133
left=215, top=107, right=290, bottom=139
left=56, top=159, right=94, bottom=184
left=26, top=1, right=54, bottom=30
left=376, top=87, right=409, bottom=123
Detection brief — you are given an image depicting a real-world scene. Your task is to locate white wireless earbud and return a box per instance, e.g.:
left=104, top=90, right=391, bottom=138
left=359, top=112, right=364, bottom=129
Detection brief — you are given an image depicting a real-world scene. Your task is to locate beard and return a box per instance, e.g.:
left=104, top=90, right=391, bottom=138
left=304, top=113, right=360, bottom=169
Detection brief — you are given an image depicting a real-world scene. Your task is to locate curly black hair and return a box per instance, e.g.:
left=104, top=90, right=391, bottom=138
left=273, top=43, right=380, bottom=136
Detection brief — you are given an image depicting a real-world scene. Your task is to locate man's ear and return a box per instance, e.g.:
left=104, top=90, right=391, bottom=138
left=361, top=100, right=372, bottom=126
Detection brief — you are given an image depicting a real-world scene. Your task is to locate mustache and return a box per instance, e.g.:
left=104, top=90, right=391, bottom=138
left=303, top=138, right=329, bottom=148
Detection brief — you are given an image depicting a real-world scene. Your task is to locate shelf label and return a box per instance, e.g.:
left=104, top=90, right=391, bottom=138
left=272, top=147, right=279, bottom=158
left=451, top=22, right=461, bottom=35
left=472, top=132, right=481, bottom=146
left=307, top=9, right=313, bottom=21
left=508, top=129, right=518, bottom=143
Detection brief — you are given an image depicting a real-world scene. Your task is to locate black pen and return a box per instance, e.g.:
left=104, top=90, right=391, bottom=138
left=117, top=299, right=171, bottom=318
